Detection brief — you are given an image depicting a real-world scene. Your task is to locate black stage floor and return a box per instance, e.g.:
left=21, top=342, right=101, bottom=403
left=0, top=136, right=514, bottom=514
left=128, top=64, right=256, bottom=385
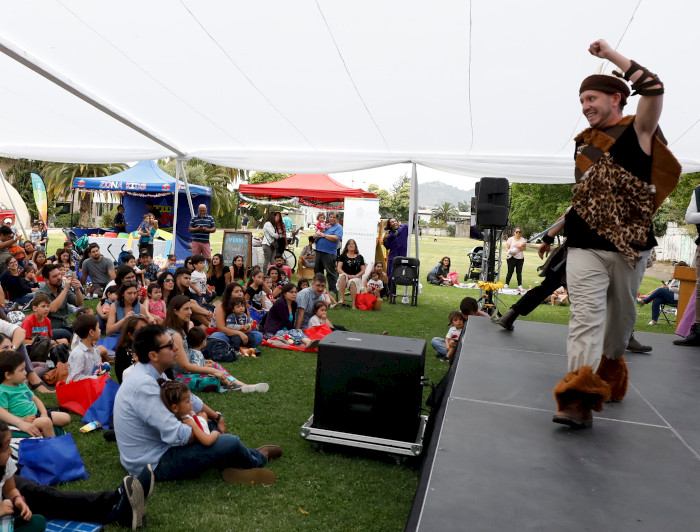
left=407, top=317, right=700, bottom=531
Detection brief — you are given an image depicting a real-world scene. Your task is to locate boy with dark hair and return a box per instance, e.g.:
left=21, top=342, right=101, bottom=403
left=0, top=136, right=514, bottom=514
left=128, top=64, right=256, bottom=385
left=137, top=252, right=160, bottom=283
left=67, top=314, right=104, bottom=382
left=22, top=293, right=69, bottom=351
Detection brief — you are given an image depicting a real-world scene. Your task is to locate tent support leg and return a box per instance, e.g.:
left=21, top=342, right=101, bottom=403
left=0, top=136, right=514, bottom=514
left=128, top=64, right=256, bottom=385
left=177, top=160, right=195, bottom=217
left=172, top=161, right=181, bottom=262
left=408, top=163, right=419, bottom=262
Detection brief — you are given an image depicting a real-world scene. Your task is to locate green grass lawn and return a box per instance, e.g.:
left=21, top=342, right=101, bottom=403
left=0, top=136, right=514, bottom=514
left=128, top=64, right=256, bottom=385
left=41, top=230, right=673, bottom=531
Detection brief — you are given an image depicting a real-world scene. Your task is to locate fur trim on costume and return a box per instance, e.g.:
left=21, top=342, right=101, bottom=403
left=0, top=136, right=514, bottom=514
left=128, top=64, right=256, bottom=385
left=596, top=355, right=629, bottom=402
left=553, top=366, right=611, bottom=412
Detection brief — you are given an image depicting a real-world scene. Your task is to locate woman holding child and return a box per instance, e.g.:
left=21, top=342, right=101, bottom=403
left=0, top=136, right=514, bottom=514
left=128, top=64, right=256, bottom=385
left=105, top=282, right=141, bottom=339
left=0, top=257, right=34, bottom=307
left=210, top=283, right=262, bottom=356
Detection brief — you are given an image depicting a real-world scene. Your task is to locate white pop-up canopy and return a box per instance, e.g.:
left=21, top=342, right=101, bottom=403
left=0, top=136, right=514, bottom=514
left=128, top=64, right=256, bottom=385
left=0, top=0, right=699, bottom=183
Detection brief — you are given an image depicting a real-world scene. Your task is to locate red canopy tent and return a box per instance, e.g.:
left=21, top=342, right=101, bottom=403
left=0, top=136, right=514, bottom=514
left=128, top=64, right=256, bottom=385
left=238, top=174, right=376, bottom=202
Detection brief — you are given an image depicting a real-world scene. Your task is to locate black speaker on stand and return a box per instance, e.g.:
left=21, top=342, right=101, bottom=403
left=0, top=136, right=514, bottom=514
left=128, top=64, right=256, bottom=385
left=301, top=332, right=428, bottom=455
left=472, top=178, right=509, bottom=314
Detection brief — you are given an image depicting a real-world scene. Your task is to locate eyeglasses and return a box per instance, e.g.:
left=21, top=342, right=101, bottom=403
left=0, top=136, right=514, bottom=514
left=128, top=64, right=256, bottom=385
left=155, top=339, right=174, bottom=351
left=515, top=231, right=522, bottom=233
left=163, top=278, right=174, bottom=283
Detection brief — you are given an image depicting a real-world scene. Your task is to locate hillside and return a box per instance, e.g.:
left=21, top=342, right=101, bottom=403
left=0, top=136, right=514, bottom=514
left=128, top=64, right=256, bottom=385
left=418, top=181, right=474, bottom=209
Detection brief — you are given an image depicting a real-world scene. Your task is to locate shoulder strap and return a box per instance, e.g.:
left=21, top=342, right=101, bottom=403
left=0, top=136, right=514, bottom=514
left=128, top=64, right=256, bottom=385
left=574, top=118, right=634, bottom=183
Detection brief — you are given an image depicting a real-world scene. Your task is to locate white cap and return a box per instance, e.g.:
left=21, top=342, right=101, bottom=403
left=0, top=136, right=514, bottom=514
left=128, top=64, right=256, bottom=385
left=3, top=218, right=11, bottom=224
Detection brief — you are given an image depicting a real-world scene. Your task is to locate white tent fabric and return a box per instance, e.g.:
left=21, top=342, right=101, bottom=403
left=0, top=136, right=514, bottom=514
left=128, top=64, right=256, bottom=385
left=0, top=1, right=699, bottom=182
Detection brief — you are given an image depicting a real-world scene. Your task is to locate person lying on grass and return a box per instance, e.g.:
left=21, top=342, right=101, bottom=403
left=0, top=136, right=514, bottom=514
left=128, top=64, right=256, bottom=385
left=113, top=324, right=282, bottom=484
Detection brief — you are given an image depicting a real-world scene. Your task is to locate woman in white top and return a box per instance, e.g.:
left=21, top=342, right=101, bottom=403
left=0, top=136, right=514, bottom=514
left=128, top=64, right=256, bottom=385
left=504, top=227, right=527, bottom=289
left=261, top=211, right=280, bottom=273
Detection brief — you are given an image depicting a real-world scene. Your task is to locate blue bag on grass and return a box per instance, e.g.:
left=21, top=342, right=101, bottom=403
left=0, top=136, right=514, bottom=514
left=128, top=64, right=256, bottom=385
left=18, top=434, right=89, bottom=485
left=82, top=378, right=120, bottom=429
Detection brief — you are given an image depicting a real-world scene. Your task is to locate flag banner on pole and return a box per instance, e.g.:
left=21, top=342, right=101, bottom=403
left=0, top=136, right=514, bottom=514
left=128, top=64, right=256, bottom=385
left=30, top=173, right=47, bottom=224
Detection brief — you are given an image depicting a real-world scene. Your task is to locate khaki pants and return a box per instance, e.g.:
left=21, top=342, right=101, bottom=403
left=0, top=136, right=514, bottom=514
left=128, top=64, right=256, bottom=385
left=566, top=248, right=649, bottom=372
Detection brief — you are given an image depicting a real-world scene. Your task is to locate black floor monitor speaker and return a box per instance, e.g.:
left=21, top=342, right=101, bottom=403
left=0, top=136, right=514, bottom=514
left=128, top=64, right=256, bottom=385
left=474, top=177, right=509, bottom=228
left=312, top=331, right=426, bottom=442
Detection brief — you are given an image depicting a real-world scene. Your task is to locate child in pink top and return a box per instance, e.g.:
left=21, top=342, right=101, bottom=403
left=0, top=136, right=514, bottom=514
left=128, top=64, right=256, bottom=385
left=142, top=282, right=165, bottom=324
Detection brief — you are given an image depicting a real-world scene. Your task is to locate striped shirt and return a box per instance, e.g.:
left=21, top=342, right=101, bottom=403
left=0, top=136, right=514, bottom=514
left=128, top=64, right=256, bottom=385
left=189, top=215, right=216, bottom=243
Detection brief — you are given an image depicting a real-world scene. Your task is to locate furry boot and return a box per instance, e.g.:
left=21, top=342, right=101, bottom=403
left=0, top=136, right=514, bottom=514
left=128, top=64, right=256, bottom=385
left=553, top=366, right=611, bottom=429
left=596, top=355, right=628, bottom=402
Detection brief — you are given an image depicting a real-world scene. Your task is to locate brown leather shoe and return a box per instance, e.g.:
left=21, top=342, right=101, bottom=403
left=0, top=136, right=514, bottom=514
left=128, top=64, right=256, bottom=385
left=552, top=399, right=593, bottom=429
left=498, top=308, right=517, bottom=331
left=222, top=468, right=276, bottom=486
left=257, top=445, right=283, bottom=461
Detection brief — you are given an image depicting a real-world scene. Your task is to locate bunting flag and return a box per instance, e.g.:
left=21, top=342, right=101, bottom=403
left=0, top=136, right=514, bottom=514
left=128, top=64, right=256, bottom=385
left=30, top=173, right=47, bottom=224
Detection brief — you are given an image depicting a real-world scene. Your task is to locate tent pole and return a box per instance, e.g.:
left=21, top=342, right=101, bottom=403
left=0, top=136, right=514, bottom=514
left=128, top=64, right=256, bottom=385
left=0, top=167, right=28, bottom=240
left=408, top=163, right=419, bottom=261
left=173, top=161, right=181, bottom=251
left=177, top=160, right=195, bottom=217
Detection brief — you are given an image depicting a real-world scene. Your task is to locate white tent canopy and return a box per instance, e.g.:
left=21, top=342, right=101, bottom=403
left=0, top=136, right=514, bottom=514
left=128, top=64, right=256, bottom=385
left=1, top=1, right=699, bottom=182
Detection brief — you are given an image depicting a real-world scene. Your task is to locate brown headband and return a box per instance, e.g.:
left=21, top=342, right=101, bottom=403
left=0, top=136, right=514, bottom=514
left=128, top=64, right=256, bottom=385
left=580, top=74, right=630, bottom=105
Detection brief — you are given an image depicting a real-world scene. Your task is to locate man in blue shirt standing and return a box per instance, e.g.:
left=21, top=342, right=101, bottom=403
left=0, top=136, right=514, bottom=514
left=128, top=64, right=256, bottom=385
left=314, top=212, right=342, bottom=293
left=188, top=204, right=216, bottom=262
left=113, top=324, right=282, bottom=484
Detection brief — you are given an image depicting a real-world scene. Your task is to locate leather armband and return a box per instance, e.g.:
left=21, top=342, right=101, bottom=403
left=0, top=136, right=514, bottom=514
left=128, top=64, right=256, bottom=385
left=622, top=60, right=664, bottom=96
left=542, top=234, right=555, bottom=245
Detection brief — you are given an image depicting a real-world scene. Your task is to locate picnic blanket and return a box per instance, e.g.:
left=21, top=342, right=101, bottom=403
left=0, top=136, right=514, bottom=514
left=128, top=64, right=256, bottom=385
left=261, top=324, right=333, bottom=352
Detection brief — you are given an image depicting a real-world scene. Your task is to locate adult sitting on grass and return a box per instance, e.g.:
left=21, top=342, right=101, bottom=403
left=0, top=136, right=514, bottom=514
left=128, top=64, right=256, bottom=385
left=35, top=264, right=84, bottom=343
left=156, top=270, right=176, bottom=302
left=81, top=243, right=116, bottom=299
left=0, top=257, right=34, bottom=307
left=113, top=324, right=281, bottom=483
left=115, top=314, right=149, bottom=384
left=427, top=256, right=454, bottom=286
left=336, top=239, right=366, bottom=309
left=170, top=268, right=213, bottom=326
left=294, top=273, right=327, bottom=330
left=106, top=282, right=141, bottom=340
left=211, top=284, right=262, bottom=357
left=263, top=283, right=320, bottom=349
left=164, top=296, right=228, bottom=391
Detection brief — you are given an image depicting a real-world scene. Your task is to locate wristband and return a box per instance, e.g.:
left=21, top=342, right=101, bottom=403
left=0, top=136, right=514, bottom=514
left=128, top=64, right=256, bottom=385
left=542, top=234, right=555, bottom=245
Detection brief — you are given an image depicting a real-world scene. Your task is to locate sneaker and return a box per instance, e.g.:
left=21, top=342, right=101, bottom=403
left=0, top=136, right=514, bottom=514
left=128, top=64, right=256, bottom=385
left=306, top=339, right=320, bottom=349
left=241, top=382, right=269, bottom=393
left=115, top=476, right=146, bottom=530
left=503, top=284, right=509, bottom=289
left=648, top=320, right=658, bottom=326
left=222, top=468, right=276, bottom=486
left=637, top=297, right=645, bottom=307
left=136, top=464, right=155, bottom=500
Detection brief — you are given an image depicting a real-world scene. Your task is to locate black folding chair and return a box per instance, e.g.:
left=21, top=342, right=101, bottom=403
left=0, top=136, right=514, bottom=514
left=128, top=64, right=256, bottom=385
left=389, top=256, right=420, bottom=306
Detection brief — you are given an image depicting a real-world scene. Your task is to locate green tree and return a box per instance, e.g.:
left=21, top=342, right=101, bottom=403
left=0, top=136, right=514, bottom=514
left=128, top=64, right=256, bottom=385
left=458, top=200, right=471, bottom=212
left=652, top=172, right=700, bottom=237
left=431, top=201, right=458, bottom=222
left=1, top=158, right=43, bottom=221
left=390, top=182, right=411, bottom=221
left=249, top=172, right=291, bottom=184
left=368, top=184, right=393, bottom=218
left=509, top=183, right=574, bottom=237
left=42, top=163, right=128, bottom=227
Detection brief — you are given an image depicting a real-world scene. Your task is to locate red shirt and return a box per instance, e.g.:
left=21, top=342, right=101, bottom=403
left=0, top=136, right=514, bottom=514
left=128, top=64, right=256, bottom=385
left=22, top=313, right=52, bottom=339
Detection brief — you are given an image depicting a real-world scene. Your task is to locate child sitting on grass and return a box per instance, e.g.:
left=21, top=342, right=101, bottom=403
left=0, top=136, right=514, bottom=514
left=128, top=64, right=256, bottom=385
left=98, top=285, right=119, bottom=322
left=186, top=327, right=268, bottom=393
left=443, top=311, right=464, bottom=360
left=67, top=314, right=108, bottom=382
left=364, top=270, right=384, bottom=299
left=158, top=378, right=219, bottom=446
left=306, top=301, right=347, bottom=332
left=0, top=350, right=70, bottom=437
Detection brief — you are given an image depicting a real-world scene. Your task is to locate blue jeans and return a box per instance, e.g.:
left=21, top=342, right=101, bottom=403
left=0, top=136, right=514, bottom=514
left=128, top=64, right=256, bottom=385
left=12, top=293, right=34, bottom=306
left=154, top=430, right=266, bottom=480
left=431, top=337, right=447, bottom=356
left=643, top=287, right=677, bottom=321
left=209, top=331, right=262, bottom=349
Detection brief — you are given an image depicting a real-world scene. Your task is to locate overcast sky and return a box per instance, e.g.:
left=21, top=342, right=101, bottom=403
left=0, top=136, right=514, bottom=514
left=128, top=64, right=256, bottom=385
left=330, top=163, right=479, bottom=192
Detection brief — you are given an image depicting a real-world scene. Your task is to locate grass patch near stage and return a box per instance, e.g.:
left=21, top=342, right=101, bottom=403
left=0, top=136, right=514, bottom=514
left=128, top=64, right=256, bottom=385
left=41, top=230, right=674, bottom=531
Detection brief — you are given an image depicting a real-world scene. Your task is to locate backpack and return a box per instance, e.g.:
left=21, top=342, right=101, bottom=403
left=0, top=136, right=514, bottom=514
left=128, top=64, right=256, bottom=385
left=48, top=343, right=70, bottom=366
left=28, top=336, right=51, bottom=362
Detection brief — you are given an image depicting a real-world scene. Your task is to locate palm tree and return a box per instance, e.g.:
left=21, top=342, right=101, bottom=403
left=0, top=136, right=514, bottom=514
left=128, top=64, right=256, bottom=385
left=431, top=201, right=458, bottom=223
left=42, top=163, right=128, bottom=227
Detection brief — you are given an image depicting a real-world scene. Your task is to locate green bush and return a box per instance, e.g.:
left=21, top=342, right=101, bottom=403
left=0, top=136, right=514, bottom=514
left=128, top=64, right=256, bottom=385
left=53, top=213, right=79, bottom=228
left=101, top=206, right=118, bottom=229
left=446, top=225, right=456, bottom=237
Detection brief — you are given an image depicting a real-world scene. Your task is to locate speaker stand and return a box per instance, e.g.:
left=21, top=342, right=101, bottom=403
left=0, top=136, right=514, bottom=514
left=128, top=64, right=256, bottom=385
left=478, top=226, right=505, bottom=316
left=301, top=414, right=428, bottom=457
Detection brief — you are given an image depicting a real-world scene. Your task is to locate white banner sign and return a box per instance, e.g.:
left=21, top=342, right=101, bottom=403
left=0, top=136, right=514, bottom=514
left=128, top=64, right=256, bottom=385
left=342, top=198, right=380, bottom=281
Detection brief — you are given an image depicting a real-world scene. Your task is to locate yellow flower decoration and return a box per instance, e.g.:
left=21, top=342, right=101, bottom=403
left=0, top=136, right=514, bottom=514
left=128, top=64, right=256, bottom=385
left=477, top=281, right=504, bottom=292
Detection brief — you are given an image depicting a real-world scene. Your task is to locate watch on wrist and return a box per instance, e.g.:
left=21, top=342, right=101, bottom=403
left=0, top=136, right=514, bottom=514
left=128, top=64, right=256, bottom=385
left=215, top=411, right=223, bottom=423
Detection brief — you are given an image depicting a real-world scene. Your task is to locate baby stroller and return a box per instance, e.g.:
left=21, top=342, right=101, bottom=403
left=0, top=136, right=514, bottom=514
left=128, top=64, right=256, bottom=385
left=62, top=228, right=90, bottom=256
left=465, top=246, right=483, bottom=281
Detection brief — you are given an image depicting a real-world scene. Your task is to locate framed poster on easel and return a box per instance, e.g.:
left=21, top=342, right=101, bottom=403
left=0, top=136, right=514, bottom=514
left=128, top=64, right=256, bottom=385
left=221, top=230, right=252, bottom=269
